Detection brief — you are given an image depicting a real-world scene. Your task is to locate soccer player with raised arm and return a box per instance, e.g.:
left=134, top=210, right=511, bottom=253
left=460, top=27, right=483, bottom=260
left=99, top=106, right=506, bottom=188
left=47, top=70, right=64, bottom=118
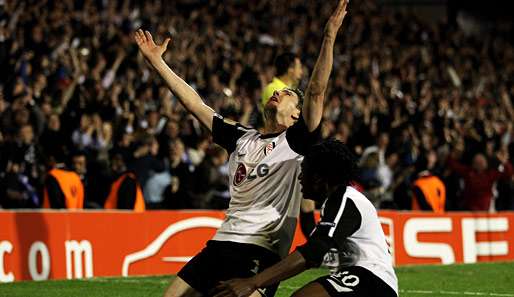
left=213, top=140, right=399, bottom=297
left=134, top=1, right=349, bottom=296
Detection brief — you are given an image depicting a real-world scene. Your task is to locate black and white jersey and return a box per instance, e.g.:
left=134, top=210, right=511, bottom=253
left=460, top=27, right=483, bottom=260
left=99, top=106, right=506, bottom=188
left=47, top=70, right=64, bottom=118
left=298, top=186, right=398, bottom=295
left=211, top=114, right=320, bottom=257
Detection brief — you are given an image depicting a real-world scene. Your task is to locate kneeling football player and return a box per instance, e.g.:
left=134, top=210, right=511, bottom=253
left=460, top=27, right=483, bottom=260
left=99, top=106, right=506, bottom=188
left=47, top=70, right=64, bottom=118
left=213, top=139, right=398, bottom=297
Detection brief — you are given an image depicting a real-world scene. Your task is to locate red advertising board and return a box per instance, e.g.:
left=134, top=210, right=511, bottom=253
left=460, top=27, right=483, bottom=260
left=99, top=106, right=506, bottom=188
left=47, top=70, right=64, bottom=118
left=378, top=211, right=514, bottom=265
left=0, top=210, right=513, bottom=282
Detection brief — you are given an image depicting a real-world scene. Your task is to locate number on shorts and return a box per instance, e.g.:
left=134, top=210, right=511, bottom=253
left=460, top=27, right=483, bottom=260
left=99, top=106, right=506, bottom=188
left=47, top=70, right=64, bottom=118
left=328, top=271, right=360, bottom=293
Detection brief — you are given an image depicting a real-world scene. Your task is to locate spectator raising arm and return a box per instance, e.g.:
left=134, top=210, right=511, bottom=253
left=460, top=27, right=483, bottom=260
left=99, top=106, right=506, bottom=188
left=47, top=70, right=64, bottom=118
left=134, top=30, right=215, bottom=131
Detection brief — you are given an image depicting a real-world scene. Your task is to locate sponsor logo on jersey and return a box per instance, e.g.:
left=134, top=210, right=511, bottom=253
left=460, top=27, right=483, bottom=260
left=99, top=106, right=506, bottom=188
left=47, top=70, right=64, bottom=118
left=233, top=163, right=270, bottom=186
left=233, top=163, right=247, bottom=186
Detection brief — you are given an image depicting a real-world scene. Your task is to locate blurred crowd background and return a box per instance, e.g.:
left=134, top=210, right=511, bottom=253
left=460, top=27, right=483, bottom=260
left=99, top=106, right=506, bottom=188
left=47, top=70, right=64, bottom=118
left=0, top=0, right=513, bottom=211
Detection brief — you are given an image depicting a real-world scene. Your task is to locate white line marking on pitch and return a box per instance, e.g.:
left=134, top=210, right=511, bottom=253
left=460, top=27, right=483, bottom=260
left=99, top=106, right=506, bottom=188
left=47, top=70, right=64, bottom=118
left=399, top=289, right=514, bottom=296
left=83, top=280, right=514, bottom=296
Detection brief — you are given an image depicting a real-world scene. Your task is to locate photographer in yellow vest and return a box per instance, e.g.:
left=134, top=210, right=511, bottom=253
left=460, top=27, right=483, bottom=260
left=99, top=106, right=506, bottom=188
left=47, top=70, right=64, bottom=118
left=104, top=152, right=145, bottom=212
left=411, top=150, right=446, bottom=213
left=42, top=154, right=84, bottom=210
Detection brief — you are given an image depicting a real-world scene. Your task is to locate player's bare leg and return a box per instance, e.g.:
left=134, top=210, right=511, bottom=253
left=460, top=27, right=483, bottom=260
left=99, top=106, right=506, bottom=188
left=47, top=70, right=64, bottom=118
left=291, top=282, right=331, bottom=297
left=163, top=276, right=201, bottom=297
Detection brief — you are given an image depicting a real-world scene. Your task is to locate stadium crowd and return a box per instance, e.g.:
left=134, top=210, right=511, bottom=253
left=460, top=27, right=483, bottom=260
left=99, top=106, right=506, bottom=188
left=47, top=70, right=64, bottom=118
left=0, top=0, right=513, bottom=211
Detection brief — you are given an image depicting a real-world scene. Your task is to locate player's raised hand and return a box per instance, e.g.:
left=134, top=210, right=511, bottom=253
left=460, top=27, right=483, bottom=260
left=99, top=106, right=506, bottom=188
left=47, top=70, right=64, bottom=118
left=325, top=0, right=349, bottom=38
left=134, top=29, right=170, bottom=64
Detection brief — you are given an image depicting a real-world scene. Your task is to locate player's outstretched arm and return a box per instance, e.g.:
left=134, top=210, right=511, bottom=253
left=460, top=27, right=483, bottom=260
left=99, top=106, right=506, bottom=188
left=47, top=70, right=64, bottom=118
left=303, top=0, right=348, bottom=132
left=134, top=29, right=215, bottom=131
left=212, top=251, right=308, bottom=297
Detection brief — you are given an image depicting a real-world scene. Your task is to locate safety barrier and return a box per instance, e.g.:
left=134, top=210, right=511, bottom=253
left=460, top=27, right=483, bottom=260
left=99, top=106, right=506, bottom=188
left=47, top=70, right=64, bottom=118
left=0, top=210, right=512, bottom=282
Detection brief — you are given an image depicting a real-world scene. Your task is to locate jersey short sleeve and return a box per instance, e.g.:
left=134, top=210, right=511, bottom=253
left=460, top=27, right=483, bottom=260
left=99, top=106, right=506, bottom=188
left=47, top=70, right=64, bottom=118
left=212, top=113, right=250, bottom=154
left=296, top=187, right=362, bottom=267
left=285, top=115, right=322, bottom=155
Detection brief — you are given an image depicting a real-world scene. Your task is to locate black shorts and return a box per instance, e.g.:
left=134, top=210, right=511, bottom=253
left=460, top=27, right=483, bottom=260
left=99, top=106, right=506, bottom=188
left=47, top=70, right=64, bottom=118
left=313, top=266, right=397, bottom=297
left=178, top=240, right=281, bottom=296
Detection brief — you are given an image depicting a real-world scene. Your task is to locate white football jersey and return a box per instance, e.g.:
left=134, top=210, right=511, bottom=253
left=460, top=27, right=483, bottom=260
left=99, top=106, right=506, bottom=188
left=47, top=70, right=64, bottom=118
left=313, top=186, right=398, bottom=295
left=211, top=114, right=320, bottom=257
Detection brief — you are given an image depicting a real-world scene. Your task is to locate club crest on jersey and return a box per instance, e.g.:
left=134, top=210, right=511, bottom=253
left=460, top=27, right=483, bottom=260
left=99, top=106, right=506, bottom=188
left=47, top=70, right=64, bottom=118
left=264, top=142, right=276, bottom=156
left=233, top=163, right=247, bottom=186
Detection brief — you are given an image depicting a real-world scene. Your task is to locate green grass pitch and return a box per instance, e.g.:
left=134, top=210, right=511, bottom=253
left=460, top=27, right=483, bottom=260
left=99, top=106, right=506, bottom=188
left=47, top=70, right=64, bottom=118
left=1, top=262, right=514, bottom=297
